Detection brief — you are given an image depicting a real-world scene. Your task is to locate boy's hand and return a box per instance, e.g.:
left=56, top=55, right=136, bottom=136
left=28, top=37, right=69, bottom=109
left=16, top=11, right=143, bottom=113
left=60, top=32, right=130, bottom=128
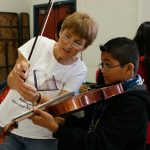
left=31, top=107, right=64, bottom=132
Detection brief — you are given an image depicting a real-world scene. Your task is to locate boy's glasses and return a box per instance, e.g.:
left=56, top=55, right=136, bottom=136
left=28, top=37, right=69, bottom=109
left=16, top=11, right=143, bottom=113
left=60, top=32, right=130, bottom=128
left=61, top=33, right=85, bottom=49
left=99, top=63, right=123, bottom=71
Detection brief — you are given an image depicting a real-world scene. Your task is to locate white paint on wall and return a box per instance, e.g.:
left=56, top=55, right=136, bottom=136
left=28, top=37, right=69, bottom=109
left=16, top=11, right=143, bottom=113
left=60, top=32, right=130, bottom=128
left=0, top=0, right=30, bottom=13
left=1, top=0, right=150, bottom=82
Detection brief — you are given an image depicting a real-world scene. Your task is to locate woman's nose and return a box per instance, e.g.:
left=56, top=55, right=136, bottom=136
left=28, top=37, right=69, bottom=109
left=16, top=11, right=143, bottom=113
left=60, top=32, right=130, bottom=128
left=65, top=42, right=74, bottom=49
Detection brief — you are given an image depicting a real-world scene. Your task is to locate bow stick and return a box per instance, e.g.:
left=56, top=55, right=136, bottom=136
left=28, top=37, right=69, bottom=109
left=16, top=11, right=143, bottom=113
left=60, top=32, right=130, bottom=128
left=28, top=0, right=54, bottom=61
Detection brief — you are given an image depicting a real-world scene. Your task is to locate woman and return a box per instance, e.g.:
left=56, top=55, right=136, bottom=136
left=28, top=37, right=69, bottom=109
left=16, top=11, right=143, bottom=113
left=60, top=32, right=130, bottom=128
left=134, top=21, right=150, bottom=150
left=0, top=11, right=98, bottom=150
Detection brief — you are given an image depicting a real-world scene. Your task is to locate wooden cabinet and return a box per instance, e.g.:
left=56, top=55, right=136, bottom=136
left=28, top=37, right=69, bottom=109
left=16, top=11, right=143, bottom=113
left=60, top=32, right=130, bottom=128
left=0, top=12, right=19, bottom=81
left=0, top=12, right=30, bottom=81
left=20, top=13, right=30, bottom=44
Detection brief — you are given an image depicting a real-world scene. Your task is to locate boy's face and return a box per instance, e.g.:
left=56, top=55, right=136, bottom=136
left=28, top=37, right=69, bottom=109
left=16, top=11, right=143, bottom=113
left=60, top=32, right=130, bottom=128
left=100, top=51, right=133, bottom=85
left=57, top=29, right=86, bottom=60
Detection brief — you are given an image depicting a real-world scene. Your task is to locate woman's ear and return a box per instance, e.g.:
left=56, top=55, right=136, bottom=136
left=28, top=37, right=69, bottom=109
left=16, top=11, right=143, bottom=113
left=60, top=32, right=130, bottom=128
left=59, top=29, right=63, bottom=37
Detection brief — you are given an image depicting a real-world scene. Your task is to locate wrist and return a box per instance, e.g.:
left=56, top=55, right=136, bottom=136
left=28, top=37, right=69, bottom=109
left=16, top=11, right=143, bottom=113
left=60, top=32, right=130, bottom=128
left=36, top=93, right=41, bottom=104
left=33, top=93, right=41, bottom=106
left=49, top=121, right=59, bottom=133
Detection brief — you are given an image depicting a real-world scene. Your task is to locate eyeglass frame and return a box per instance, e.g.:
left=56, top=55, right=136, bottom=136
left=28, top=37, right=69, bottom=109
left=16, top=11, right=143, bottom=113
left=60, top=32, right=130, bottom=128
left=60, top=32, right=86, bottom=49
left=98, top=63, right=126, bottom=71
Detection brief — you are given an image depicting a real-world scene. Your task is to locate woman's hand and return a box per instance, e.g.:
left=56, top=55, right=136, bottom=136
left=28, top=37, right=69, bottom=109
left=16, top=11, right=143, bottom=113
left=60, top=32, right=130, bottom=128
left=18, top=81, right=40, bottom=103
left=12, top=60, right=29, bottom=83
left=31, top=107, right=65, bottom=132
left=7, top=54, right=40, bottom=103
left=7, top=54, right=29, bottom=90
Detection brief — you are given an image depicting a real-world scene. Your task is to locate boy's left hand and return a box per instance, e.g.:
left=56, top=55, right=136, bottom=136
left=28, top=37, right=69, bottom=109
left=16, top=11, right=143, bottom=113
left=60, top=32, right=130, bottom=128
left=31, top=107, right=64, bottom=132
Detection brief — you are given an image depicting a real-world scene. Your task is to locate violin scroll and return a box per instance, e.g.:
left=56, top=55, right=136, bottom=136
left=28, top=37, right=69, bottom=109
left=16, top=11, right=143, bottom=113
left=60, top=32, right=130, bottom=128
left=0, top=121, right=18, bottom=144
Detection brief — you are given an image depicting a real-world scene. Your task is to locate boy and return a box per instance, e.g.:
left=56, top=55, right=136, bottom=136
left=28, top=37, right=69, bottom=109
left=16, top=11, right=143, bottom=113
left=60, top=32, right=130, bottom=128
left=32, top=37, right=150, bottom=150
left=0, top=12, right=98, bottom=150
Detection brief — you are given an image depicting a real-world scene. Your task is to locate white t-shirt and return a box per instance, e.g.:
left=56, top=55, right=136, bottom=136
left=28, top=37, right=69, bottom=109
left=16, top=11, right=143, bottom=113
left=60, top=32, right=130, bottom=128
left=0, top=36, right=87, bottom=139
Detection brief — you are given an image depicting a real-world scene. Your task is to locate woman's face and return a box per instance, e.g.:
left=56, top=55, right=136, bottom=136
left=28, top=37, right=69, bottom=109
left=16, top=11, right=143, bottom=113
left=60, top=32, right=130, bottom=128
left=56, top=29, right=86, bottom=60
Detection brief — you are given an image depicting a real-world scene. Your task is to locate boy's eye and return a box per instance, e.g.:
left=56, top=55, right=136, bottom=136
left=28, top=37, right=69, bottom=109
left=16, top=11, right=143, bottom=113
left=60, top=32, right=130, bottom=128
left=102, top=63, right=111, bottom=67
left=99, top=63, right=111, bottom=69
left=105, top=64, right=111, bottom=68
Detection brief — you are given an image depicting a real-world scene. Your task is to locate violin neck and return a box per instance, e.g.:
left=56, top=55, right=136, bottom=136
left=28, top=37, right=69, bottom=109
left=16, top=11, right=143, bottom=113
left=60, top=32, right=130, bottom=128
left=12, top=91, right=75, bottom=123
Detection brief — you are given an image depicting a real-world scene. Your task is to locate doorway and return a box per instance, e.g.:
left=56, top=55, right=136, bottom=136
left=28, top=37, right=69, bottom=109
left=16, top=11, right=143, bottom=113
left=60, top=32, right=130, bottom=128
left=33, top=0, right=76, bottom=40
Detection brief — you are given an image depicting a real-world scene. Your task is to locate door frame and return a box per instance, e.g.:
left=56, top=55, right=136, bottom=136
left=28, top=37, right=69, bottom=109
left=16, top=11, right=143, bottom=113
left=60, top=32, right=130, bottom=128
left=33, top=0, right=76, bottom=36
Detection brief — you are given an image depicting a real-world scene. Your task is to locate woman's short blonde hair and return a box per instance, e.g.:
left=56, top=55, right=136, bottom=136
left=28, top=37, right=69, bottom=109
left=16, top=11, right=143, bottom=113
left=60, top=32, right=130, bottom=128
left=61, top=11, right=98, bottom=48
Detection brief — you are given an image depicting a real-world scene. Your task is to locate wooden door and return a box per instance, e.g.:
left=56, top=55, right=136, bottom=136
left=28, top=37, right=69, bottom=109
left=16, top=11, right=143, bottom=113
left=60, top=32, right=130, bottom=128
left=34, top=1, right=76, bottom=40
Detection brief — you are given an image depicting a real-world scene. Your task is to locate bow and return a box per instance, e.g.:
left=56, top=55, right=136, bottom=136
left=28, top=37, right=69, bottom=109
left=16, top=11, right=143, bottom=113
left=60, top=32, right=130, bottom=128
left=28, top=0, right=55, bottom=61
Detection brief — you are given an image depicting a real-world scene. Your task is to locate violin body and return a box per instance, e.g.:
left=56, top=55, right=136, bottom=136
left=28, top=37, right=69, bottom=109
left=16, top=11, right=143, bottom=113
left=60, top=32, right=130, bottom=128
left=0, top=121, right=17, bottom=144
left=47, top=83, right=124, bottom=116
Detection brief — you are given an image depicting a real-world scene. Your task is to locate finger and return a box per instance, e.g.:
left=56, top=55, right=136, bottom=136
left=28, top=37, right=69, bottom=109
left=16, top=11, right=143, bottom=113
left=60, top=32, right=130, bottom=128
left=19, top=82, right=37, bottom=92
left=33, top=107, right=53, bottom=120
left=33, top=107, right=47, bottom=116
left=17, top=88, right=30, bottom=100
left=30, top=114, right=44, bottom=125
left=18, top=83, right=38, bottom=101
left=21, top=61, right=29, bottom=72
left=54, top=117, right=65, bottom=124
left=14, top=64, right=26, bottom=80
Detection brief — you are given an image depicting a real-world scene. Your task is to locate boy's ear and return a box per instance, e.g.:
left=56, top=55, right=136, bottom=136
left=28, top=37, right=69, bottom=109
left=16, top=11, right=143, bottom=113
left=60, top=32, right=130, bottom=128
left=124, top=63, right=134, bottom=74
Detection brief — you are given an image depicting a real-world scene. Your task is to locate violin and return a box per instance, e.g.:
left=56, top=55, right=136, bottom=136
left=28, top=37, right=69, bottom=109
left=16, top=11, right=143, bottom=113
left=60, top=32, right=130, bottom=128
left=47, top=83, right=124, bottom=116
left=0, top=91, right=75, bottom=144
left=0, top=83, right=124, bottom=144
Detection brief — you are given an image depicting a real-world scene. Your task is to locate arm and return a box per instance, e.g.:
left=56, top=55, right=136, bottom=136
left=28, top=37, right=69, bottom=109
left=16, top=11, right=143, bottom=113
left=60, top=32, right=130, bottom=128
left=7, top=53, right=40, bottom=103
left=32, top=93, right=147, bottom=150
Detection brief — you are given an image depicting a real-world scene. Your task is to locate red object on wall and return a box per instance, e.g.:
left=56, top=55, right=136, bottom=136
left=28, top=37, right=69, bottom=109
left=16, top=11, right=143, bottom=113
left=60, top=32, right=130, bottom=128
left=38, top=3, right=75, bottom=40
left=0, top=86, right=10, bottom=104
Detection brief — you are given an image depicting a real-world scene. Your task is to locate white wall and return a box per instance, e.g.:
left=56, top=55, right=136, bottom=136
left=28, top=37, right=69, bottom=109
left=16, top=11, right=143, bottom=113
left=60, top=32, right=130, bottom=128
left=1, top=0, right=150, bottom=82
left=138, top=0, right=150, bottom=25
left=77, top=0, right=139, bottom=82
left=0, top=0, right=30, bottom=13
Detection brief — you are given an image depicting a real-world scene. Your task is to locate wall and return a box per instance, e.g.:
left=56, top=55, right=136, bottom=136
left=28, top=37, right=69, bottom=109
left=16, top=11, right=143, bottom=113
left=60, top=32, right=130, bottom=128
left=77, top=0, right=139, bottom=82
left=1, top=0, right=150, bottom=82
left=0, top=0, right=30, bottom=13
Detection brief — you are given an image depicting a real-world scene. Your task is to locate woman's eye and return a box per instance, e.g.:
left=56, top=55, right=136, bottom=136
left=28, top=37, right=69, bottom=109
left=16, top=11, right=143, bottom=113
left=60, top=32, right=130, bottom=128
left=76, top=42, right=83, bottom=46
left=64, top=34, right=70, bottom=39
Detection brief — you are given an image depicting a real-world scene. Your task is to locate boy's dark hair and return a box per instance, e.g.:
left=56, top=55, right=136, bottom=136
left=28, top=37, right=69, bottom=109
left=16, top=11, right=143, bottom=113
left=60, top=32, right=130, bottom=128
left=100, top=37, right=139, bottom=74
